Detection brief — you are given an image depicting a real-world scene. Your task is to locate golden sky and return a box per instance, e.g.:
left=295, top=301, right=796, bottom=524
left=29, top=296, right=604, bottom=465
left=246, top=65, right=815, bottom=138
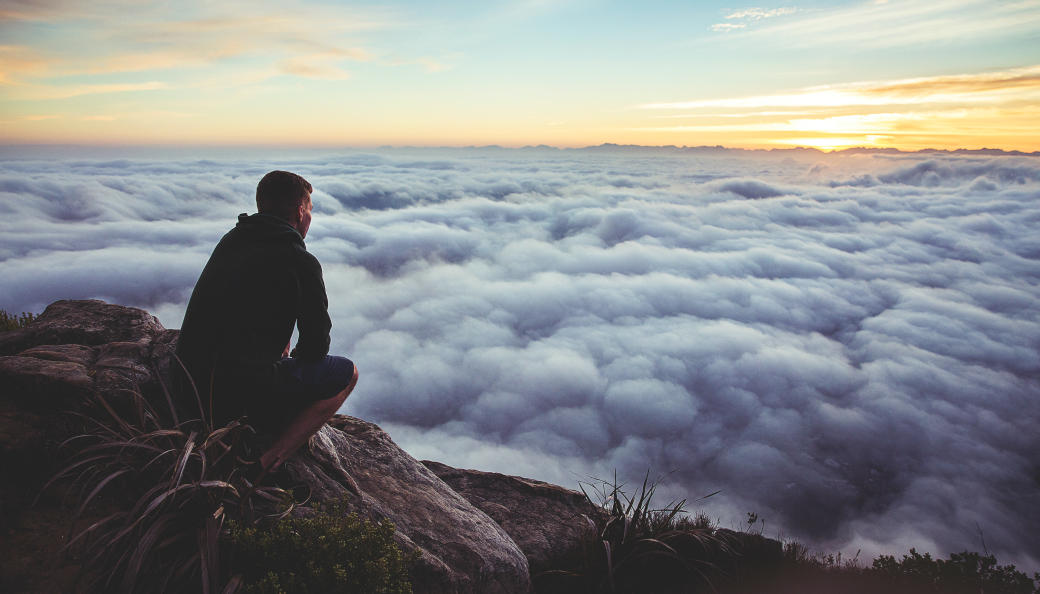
left=2, top=0, right=1038, bottom=151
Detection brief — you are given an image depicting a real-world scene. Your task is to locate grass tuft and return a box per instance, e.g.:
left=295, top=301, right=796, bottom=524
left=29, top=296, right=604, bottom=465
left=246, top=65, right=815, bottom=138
left=535, top=470, right=724, bottom=594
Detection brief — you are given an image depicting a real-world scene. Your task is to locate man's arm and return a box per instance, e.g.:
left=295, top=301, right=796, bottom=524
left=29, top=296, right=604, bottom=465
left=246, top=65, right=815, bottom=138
left=294, top=249, right=332, bottom=361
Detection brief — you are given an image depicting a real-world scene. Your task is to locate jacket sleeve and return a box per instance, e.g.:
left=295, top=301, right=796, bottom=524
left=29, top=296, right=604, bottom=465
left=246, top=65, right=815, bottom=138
left=294, top=248, right=333, bottom=361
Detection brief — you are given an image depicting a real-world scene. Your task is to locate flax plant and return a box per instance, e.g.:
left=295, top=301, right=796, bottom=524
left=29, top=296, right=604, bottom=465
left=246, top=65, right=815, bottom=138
left=37, top=355, right=292, bottom=594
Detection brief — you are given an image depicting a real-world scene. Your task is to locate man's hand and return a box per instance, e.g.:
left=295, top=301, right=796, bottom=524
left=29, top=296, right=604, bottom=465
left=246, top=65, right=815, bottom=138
left=282, top=342, right=291, bottom=358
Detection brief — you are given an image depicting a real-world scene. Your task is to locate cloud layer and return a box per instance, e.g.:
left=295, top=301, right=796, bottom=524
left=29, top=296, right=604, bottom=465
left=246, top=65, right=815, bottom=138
left=1, top=148, right=1038, bottom=569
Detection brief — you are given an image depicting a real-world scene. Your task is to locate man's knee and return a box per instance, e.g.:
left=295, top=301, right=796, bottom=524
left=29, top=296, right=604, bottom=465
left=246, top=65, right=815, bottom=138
left=348, top=364, right=359, bottom=390
left=335, top=364, right=358, bottom=405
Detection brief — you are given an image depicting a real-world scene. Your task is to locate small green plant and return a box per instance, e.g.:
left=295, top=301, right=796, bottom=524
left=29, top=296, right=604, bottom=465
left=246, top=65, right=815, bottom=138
left=535, top=470, right=724, bottom=594
left=230, top=494, right=419, bottom=594
left=0, top=309, right=35, bottom=331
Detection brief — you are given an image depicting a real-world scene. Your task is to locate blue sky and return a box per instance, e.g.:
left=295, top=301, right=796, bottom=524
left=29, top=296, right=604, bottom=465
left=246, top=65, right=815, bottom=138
left=2, top=0, right=1039, bottom=149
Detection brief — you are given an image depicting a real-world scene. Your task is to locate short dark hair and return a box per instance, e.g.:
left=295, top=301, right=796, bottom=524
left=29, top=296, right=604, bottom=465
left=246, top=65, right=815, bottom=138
left=256, top=170, right=312, bottom=220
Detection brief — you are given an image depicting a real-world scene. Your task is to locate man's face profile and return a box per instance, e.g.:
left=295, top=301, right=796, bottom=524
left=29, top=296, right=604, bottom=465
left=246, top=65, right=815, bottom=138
left=297, top=194, right=313, bottom=239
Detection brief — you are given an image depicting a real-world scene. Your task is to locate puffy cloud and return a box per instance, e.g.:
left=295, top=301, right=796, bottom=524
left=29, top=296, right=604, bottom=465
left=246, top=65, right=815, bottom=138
left=1, top=147, right=1038, bottom=571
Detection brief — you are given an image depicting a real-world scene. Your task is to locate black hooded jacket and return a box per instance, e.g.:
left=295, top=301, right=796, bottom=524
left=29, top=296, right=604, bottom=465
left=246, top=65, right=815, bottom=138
left=175, top=213, right=332, bottom=424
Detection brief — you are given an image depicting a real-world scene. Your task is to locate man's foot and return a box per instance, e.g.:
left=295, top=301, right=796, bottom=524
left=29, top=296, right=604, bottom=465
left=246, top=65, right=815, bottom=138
left=241, top=460, right=311, bottom=503
left=237, top=430, right=260, bottom=465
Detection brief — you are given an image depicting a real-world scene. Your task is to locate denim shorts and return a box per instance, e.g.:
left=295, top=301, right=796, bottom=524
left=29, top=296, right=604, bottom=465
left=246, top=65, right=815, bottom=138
left=247, top=355, right=355, bottom=433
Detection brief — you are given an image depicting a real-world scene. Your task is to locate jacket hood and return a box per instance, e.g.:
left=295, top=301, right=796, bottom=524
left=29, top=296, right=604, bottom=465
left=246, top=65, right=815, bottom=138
left=234, top=213, right=304, bottom=246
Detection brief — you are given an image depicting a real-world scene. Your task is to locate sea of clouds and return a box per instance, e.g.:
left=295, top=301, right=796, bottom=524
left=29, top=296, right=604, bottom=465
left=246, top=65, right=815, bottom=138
left=1, top=146, right=1038, bottom=570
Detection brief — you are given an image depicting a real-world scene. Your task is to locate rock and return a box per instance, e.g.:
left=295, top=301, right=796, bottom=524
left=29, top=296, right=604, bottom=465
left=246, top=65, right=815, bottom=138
left=288, top=416, right=532, bottom=594
left=93, top=341, right=155, bottom=405
left=18, top=344, right=97, bottom=368
left=422, top=460, right=597, bottom=576
left=0, top=299, right=164, bottom=356
left=0, top=356, right=93, bottom=413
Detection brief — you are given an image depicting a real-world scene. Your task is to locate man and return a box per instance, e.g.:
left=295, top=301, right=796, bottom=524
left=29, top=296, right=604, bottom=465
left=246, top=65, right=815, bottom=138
left=175, top=170, right=358, bottom=481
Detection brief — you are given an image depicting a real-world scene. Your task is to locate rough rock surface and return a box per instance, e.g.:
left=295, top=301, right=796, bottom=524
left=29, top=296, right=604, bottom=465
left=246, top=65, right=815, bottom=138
left=294, top=417, right=532, bottom=594
left=422, top=460, right=598, bottom=576
left=0, top=299, right=535, bottom=594
left=0, top=299, right=165, bottom=356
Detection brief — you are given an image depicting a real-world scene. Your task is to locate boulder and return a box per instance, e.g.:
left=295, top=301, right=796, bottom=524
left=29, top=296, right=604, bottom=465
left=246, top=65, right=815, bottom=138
left=93, top=341, right=157, bottom=405
left=422, top=460, right=598, bottom=576
left=0, top=356, right=94, bottom=412
left=0, top=299, right=164, bottom=356
left=287, top=417, right=532, bottom=594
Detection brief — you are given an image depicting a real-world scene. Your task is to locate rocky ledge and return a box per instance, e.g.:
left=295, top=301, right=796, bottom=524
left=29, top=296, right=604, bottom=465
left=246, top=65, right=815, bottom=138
left=0, top=300, right=601, bottom=594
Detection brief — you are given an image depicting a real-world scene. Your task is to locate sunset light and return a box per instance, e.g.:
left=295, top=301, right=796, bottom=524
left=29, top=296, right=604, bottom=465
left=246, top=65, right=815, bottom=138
left=1, top=0, right=1037, bottom=151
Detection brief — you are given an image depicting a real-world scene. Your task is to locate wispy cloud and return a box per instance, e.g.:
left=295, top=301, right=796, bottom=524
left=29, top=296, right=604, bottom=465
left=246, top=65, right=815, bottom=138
left=650, top=111, right=821, bottom=119
left=7, top=81, right=168, bottom=100
left=711, top=6, right=796, bottom=32
left=1, top=2, right=389, bottom=91
left=79, top=110, right=192, bottom=121
left=725, top=7, right=798, bottom=19
left=729, top=0, right=1040, bottom=48
left=629, top=109, right=1001, bottom=133
left=0, top=45, right=50, bottom=84
left=639, top=65, right=1040, bottom=110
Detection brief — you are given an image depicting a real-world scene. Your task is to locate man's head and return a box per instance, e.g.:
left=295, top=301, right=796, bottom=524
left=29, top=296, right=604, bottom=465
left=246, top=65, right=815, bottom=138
left=256, top=170, right=314, bottom=238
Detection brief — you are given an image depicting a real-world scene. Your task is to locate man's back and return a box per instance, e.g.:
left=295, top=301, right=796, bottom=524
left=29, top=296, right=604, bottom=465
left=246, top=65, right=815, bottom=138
left=175, top=212, right=332, bottom=425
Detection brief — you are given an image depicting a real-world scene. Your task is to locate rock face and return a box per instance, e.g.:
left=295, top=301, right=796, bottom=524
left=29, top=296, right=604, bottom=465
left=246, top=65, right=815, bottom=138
left=0, top=299, right=165, bottom=357
left=293, top=418, right=531, bottom=594
left=0, top=299, right=539, bottom=594
left=422, top=460, right=598, bottom=576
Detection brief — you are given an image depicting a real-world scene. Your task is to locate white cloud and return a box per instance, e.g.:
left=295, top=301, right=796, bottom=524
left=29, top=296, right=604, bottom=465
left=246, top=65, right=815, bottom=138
left=724, top=8, right=798, bottom=20
left=1, top=147, right=1038, bottom=571
left=712, top=6, right=797, bottom=32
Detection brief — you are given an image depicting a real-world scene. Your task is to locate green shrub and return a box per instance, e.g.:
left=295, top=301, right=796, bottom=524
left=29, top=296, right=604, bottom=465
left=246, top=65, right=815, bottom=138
left=869, top=548, right=1039, bottom=594
left=715, top=542, right=1039, bottom=594
left=231, top=495, right=419, bottom=594
left=0, top=309, right=35, bottom=331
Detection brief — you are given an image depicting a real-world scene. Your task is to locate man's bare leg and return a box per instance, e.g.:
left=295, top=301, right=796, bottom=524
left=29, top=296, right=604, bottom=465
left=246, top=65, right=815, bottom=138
left=259, top=365, right=358, bottom=471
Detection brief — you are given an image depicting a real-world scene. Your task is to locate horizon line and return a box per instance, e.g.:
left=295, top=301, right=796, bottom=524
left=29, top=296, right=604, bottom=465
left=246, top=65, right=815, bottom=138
left=0, top=142, right=1037, bottom=157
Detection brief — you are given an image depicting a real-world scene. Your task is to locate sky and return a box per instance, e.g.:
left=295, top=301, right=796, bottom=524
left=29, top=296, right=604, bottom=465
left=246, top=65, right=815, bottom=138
left=1, top=147, right=1038, bottom=570
left=2, top=0, right=1039, bottom=574
left=2, top=0, right=1039, bottom=150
